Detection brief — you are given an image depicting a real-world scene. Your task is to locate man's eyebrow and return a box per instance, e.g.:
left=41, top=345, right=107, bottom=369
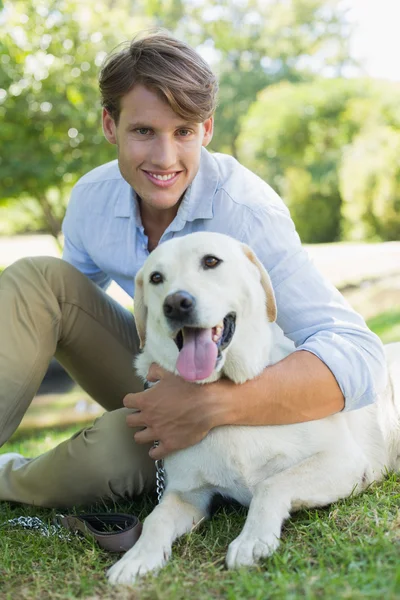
left=126, top=122, right=152, bottom=129
left=126, top=121, right=197, bottom=129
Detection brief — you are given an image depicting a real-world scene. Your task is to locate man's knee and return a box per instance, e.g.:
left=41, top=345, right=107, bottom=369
left=1, top=256, right=76, bottom=301
left=74, top=408, right=156, bottom=501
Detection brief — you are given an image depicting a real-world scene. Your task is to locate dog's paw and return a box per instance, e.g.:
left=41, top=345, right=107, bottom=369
left=107, top=546, right=169, bottom=585
left=225, top=532, right=280, bottom=569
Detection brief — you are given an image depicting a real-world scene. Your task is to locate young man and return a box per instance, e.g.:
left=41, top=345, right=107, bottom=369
left=0, top=32, right=387, bottom=508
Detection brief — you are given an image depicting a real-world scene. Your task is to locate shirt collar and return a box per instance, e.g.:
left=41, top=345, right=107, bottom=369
left=114, top=175, right=134, bottom=218
left=113, top=147, right=219, bottom=223
left=176, top=147, right=219, bottom=223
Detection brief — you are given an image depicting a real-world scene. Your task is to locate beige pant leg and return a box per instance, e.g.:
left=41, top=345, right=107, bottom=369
left=0, top=257, right=155, bottom=507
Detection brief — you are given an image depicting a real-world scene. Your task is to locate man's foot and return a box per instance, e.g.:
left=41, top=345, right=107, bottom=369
left=0, top=453, right=26, bottom=469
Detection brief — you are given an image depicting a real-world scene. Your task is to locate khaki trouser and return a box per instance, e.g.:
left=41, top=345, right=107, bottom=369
left=0, top=257, right=156, bottom=508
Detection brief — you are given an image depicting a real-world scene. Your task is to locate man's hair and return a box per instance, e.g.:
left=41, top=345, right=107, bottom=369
left=99, top=31, right=218, bottom=124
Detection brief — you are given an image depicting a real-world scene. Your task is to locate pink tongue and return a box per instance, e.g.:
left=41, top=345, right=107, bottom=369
left=176, top=328, right=218, bottom=381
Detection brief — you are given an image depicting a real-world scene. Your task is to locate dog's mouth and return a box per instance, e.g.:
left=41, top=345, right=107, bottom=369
left=173, top=312, right=236, bottom=382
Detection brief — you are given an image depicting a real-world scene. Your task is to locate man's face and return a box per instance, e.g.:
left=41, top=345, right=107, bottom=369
left=102, top=85, right=214, bottom=214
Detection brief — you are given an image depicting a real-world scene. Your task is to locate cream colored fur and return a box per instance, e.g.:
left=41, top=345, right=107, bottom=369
left=108, top=232, right=400, bottom=585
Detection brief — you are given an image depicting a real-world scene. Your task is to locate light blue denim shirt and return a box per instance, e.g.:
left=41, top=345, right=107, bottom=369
left=62, top=147, right=387, bottom=411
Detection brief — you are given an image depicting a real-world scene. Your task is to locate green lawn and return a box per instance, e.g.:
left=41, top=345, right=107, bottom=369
left=0, top=314, right=399, bottom=599
left=367, top=310, right=400, bottom=344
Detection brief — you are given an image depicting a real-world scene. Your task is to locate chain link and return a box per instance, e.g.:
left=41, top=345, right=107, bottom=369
left=144, top=380, right=167, bottom=503
left=1, top=515, right=72, bottom=540
left=153, top=441, right=166, bottom=503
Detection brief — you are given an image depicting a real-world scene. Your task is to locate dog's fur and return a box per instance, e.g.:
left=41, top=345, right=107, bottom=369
left=108, top=232, right=400, bottom=585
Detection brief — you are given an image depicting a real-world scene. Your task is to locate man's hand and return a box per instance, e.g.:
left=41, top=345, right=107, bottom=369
left=123, top=351, right=344, bottom=461
left=124, top=364, right=224, bottom=460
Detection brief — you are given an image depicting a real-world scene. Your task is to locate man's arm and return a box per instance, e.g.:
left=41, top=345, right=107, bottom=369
left=218, top=350, right=344, bottom=425
left=62, top=185, right=112, bottom=289
left=126, top=191, right=387, bottom=459
left=126, top=350, right=343, bottom=459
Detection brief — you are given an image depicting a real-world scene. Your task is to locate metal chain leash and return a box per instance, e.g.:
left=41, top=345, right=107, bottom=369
left=144, top=380, right=166, bottom=503
left=1, top=515, right=72, bottom=540
left=152, top=441, right=166, bottom=503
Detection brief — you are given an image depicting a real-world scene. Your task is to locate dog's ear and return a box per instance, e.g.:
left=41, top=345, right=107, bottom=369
left=240, top=244, right=277, bottom=322
left=133, top=268, right=147, bottom=349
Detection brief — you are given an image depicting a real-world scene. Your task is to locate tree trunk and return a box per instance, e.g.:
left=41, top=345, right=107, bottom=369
left=37, top=194, right=63, bottom=250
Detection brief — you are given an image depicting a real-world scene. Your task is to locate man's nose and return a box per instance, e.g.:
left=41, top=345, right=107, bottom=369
left=151, top=136, right=177, bottom=169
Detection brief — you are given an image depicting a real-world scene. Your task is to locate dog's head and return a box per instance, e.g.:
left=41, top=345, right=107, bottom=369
left=134, top=232, right=277, bottom=384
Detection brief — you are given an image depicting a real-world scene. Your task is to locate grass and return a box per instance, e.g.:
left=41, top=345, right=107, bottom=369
left=0, top=313, right=399, bottom=599
left=1, top=426, right=399, bottom=600
left=367, top=310, right=400, bottom=344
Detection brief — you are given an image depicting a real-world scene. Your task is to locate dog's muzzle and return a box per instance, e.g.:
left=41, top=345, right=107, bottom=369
left=172, top=312, right=236, bottom=382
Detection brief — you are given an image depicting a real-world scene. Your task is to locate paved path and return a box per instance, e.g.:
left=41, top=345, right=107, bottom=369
left=1, top=234, right=399, bottom=296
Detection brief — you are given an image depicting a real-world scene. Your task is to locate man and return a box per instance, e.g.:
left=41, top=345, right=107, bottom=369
left=0, top=32, right=387, bottom=508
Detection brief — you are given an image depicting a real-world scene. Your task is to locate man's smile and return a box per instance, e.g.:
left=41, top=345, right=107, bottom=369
left=143, top=170, right=182, bottom=188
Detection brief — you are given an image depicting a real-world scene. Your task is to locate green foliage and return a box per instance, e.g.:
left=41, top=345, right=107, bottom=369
left=0, top=0, right=354, bottom=239
left=177, top=0, right=353, bottom=156
left=237, top=78, right=400, bottom=243
left=339, top=84, right=400, bottom=241
left=0, top=0, right=149, bottom=237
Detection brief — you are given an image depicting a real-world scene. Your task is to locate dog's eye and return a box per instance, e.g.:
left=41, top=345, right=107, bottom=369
left=202, top=255, right=222, bottom=269
left=150, top=271, right=164, bottom=284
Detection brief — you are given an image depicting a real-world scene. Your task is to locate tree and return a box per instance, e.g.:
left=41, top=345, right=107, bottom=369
left=174, top=0, right=354, bottom=157
left=0, top=0, right=355, bottom=239
left=340, top=124, right=400, bottom=242
left=236, top=78, right=380, bottom=243
left=0, top=0, right=148, bottom=240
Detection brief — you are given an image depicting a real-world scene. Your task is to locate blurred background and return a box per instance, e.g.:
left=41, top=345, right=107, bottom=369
left=0, top=0, right=399, bottom=437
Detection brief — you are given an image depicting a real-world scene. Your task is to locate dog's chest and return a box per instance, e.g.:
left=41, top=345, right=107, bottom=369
left=165, top=425, right=309, bottom=505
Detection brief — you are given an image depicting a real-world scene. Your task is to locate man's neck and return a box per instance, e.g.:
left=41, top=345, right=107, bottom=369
left=139, top=199, right=180, bottom=252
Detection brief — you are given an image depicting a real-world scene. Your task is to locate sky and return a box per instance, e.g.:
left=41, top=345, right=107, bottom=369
left=347, top=0, right=400, bottom=81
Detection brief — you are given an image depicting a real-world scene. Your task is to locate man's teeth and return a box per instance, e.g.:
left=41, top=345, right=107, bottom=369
left=149, top=172, right=176, bottom=181
left=212, top=323, right=223, bottom=343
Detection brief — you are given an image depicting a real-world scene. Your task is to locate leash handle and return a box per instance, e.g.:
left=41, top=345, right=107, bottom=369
left=57, top=512, right=142, bottom=552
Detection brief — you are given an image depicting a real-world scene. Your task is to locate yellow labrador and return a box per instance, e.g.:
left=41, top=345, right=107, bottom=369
left=108, top=232, right=400, bottom=585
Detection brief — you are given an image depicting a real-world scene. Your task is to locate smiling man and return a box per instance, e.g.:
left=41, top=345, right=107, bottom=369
left=102, top=84, right=213, bottom=250
left=0, top=32, right=387, bottom=508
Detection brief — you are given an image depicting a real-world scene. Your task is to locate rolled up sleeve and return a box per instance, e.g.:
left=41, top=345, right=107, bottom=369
left=243, top=203, right=387, bottom=411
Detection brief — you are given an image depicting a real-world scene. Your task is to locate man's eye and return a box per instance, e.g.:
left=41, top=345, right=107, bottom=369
left=135, top=128, right=151, bottom=135
left=150, top=272, right=164, bottom=284
left=177, top=129, right=191, bottom=136
left=202, top=255, right=222, bottom=269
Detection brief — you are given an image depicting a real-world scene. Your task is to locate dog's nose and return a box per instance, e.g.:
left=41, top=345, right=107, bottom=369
left=163, top=291, right=196, bottom=320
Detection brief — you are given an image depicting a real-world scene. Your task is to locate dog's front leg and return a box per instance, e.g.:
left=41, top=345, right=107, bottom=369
left=226, top=450, right=369, bottom=569
left=107, top=491, right=207, bottom=585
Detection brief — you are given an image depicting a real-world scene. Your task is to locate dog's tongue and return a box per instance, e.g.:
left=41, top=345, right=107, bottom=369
left=176, top=327, right=218, bottom=381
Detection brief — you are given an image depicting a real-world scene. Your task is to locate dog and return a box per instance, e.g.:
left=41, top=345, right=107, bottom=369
left=108, top=231, right=400, bottom=585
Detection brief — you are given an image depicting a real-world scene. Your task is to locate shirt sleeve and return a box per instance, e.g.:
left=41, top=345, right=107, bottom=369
left=242, top=202, right=387, bottom=411
left=61, top=185, right=112, bottom=290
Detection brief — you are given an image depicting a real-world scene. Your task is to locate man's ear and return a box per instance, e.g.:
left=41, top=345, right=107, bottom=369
left=133, top=269, right=147, bottom=349
left=202, top=116, right=214, bottom=147
left=102, top=108, right=118, bottom=145
left=240, top=243, right=277, bottom=322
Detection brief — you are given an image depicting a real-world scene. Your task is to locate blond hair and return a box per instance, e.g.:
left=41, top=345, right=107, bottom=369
left=99, top=31, right=218, bottom=124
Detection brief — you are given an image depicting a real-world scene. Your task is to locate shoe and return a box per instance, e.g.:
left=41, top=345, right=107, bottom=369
left=0, top=452, right=25, bottom=469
